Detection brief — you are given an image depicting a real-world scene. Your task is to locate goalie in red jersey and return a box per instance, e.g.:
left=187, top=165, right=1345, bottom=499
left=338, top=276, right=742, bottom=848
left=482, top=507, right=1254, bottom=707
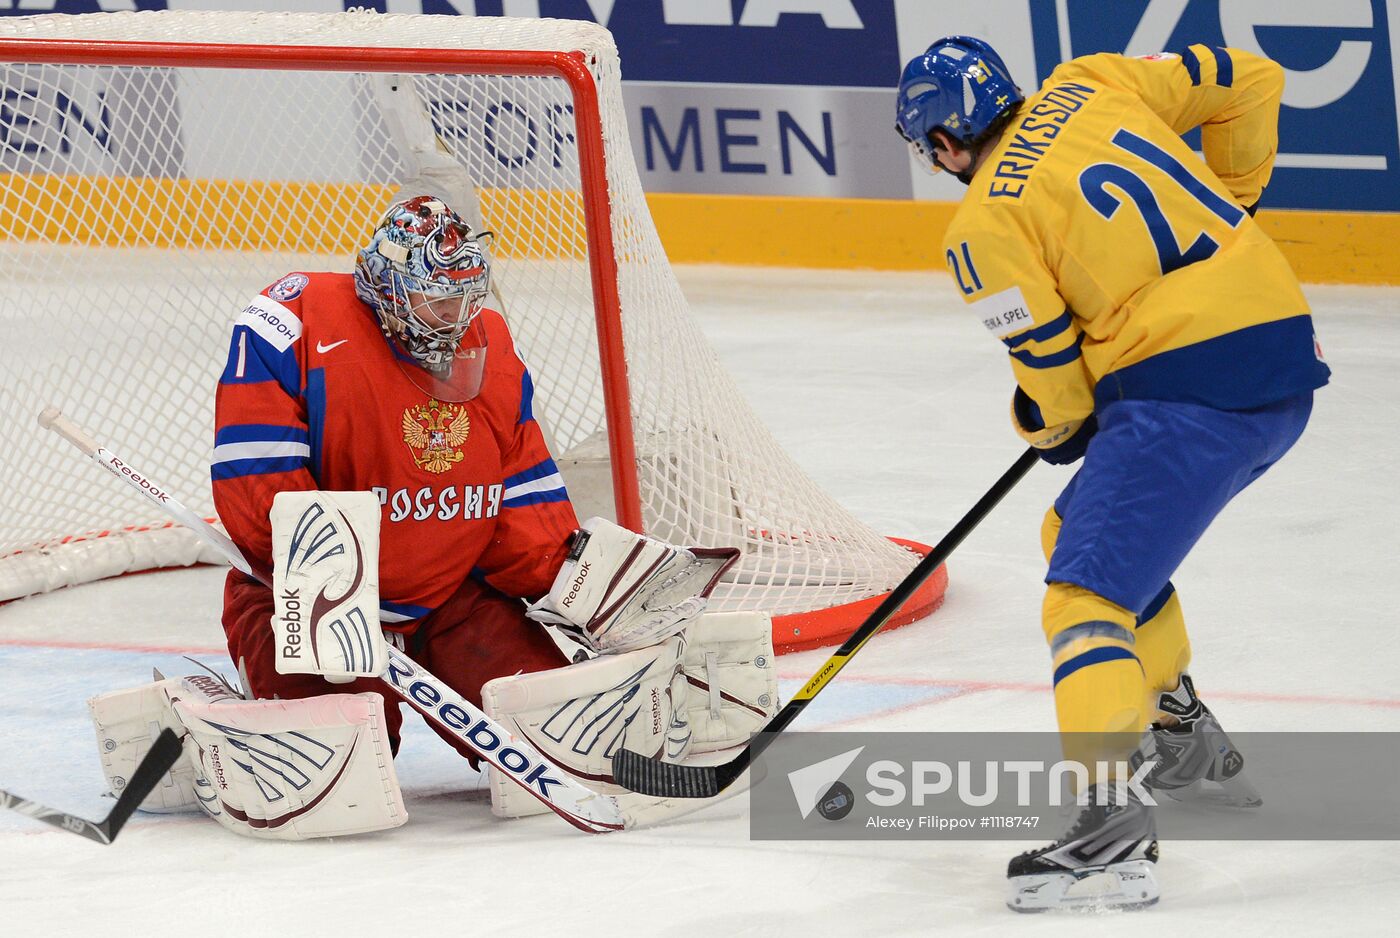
left=86, top=196, right=776, bottom=840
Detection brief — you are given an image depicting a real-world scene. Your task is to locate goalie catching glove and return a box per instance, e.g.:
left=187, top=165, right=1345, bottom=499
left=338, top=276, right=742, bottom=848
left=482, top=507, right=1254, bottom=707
left=527, top=517, right=740, bottom=654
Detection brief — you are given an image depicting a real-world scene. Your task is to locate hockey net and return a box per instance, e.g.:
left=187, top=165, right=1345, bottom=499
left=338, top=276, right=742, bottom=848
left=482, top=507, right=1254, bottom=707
left=0, top=10, right=943, bottom=651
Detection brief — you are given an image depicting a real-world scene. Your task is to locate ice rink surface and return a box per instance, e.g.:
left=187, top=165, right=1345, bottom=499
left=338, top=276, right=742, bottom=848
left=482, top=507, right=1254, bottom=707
left=1, top=266, right=1396, bottom=937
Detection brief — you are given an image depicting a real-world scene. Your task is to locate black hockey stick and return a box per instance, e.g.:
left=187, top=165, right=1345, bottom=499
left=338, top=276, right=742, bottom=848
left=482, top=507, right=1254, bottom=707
left=612, top=447, right=1040, bottom=798
left=0, top=728, right=183, bottom=844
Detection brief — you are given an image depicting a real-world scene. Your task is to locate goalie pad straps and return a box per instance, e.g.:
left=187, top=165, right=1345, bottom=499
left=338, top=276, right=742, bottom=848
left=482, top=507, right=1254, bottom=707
left=170, top=679, right=406, bottom=841
left=271, top=490, right=388, bottom=680
left=482, top=636, right=691, bottom=818
left=679, top=611, right=779, bottom=754
left=483, top=611, right=778, bottom=818
left=526, top=516, right=740, bottom=654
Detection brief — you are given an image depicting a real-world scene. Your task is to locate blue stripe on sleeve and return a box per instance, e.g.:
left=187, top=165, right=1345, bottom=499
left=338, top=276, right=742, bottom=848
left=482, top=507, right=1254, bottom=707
left=1180, top=46, right=1202, bottom=86
left=519, top=369, right=535, bottom=425
left=502, top=489, right=571, bottom=508
left=214, top=423, right=309, bottom=446
left=1053, top=646, right=1140, bottom=687
left=210, top=455, right=308, bottom=481
left=1009, top=333, right=1085, bottom=369
left=504, top=457, right=560, bottom=488
left=1211, top=46, right=1233, bottom=87
left=1003, top=312, right=1073, bottom=349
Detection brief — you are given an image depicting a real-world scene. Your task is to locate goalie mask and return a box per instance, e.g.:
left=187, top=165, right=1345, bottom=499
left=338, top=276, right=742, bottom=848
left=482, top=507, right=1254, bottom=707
left=355, top=196, right=493, bottom=381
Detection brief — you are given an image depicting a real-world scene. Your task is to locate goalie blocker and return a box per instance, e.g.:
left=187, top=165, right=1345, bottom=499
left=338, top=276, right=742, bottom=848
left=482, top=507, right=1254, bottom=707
left=271, top=490, right=388, bottom=681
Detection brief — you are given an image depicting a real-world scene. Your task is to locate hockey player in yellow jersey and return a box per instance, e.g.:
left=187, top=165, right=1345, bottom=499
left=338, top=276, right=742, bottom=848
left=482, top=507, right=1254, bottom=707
left=896, top=38, right=1329, bottom=911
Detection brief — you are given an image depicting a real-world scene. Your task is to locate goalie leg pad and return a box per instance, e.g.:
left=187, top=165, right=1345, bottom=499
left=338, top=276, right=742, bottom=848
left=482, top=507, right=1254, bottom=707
left=171, top=679, right=406, bottom=841
left=271, top=490, right=388, bottom=680
left=482, top=611, right=778, bottom=818
left=482, top=636, right=690, bottom=818
left=89, top=675, right=208, bottom=814
left=680, top=611, right=779, bottom=754
left=526, top=516, right=739, bottom=654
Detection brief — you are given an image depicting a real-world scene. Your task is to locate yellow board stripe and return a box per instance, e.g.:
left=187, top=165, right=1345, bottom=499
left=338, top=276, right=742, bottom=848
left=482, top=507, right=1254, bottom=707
left=647, top=192, right=1400, bottom=286
left=0, top=175, right=590, bottom=259
left=3, top=176, right=1392, bottom=285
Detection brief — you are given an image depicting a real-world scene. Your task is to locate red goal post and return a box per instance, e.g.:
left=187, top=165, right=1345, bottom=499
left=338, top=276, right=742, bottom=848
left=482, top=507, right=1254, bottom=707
left=0, top=10, right=944, bottom=652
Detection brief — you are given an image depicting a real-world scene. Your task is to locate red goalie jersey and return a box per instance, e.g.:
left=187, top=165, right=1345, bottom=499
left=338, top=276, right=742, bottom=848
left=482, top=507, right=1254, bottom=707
left=212, top=271, right=580, bottom=630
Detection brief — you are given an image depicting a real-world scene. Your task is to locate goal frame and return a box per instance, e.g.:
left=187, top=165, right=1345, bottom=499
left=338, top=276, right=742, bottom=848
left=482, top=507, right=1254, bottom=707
left=0, top=30, right=944, bottom=651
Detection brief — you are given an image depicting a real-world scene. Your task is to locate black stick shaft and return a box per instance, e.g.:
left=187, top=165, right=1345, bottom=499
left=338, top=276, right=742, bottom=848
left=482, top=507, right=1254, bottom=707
left=742, top=447, right=1039, bottom=773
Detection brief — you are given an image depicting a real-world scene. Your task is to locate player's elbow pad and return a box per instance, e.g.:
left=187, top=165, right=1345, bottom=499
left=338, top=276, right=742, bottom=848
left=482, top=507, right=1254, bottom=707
left=1011, top=387, right=1096, bottom=465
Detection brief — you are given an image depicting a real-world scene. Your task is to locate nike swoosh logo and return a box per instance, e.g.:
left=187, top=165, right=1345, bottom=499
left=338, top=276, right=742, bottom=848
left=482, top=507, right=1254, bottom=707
left=316, top=339, right=348, bottom=353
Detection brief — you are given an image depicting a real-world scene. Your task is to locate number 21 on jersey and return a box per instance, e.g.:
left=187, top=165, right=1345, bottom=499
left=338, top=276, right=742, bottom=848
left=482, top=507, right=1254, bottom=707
left=1079, top=128, right=1245, bottom=275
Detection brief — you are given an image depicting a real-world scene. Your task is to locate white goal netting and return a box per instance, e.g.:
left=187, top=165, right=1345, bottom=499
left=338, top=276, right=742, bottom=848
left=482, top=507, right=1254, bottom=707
left=0, top=10, right=930, bottom=637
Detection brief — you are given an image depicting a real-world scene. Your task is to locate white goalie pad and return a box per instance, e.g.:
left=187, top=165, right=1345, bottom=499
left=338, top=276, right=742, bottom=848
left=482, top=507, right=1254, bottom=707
left=483, top=611, right=777, bottom=818
left=482, top=636, right=690, bottom=818
left=271, top=490, right=388, bottom=680
left=88, top=672, right=219, bottom=814
left=170, top=679, right=405, bottom=841
left=525, top=516, right=739, bottom=654
left=678, top=611, right=778, bottom=754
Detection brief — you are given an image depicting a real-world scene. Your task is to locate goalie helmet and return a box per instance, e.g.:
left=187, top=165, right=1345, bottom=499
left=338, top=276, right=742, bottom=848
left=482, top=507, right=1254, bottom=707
left=354, top=195, right=492, bottom=371
left=895, top=36, right=1022, bottom=173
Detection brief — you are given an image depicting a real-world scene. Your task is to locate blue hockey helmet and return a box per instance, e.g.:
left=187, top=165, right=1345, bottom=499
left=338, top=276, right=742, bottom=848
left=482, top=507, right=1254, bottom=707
left=895, top=36, right=1023, bottom=172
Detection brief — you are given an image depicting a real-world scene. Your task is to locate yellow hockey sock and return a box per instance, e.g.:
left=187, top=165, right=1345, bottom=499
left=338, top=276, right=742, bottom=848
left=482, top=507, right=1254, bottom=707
left=1132, top=583, right=1192, bottom=719
left=1043, top=582, right=1146, bottom=778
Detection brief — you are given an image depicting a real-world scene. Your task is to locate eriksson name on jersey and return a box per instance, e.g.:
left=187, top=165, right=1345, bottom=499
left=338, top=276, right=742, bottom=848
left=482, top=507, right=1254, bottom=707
left=989, top=82, right=1097, bottom=200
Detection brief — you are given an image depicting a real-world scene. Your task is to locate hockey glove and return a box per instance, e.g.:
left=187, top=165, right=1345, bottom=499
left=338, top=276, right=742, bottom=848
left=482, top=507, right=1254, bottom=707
left=1011, top=387, right=1096, bottom=465
left=526, top=517, right=739, bottom=654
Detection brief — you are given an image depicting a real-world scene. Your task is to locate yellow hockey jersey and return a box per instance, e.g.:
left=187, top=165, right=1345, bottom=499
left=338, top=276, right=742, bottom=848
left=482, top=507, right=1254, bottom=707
left=943, top=45, right=1330, bottom=424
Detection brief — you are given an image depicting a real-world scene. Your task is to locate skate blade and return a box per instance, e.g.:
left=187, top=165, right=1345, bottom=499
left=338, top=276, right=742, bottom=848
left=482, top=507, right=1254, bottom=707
left=1007, top=860, right=1160, bottom=913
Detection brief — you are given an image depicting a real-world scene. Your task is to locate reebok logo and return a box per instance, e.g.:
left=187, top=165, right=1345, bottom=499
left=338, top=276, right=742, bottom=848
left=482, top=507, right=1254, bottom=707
left=101, top=452, right=171, bottom=503
left=384, top=651, right=565, bottom=801
left=561, top=562, right=591, bottom=608
left=317, top=339, right=349, bottom=353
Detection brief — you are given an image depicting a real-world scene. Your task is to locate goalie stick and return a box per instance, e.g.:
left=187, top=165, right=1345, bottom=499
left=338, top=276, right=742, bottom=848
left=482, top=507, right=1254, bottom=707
left=611, top=447, right=1041, bottom=799
left=0, top=729, right=183, bottom=844
left=37, top=407, right=628, bottom=834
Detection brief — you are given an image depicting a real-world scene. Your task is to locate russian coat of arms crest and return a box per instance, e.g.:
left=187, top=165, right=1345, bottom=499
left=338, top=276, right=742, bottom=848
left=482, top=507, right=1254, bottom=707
left=401, top=399, right=469, bottom=474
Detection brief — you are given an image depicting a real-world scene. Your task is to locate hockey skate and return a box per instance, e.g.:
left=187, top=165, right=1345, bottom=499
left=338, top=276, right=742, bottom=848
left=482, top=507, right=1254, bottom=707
left=1131, top=673, right=1262, bottom=808
left=1006, top=784, right=1160, bottom=913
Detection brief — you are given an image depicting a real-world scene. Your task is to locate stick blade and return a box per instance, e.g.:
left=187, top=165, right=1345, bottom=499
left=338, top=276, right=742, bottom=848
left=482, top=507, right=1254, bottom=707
left=611, top=748, right=720, bottom=799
